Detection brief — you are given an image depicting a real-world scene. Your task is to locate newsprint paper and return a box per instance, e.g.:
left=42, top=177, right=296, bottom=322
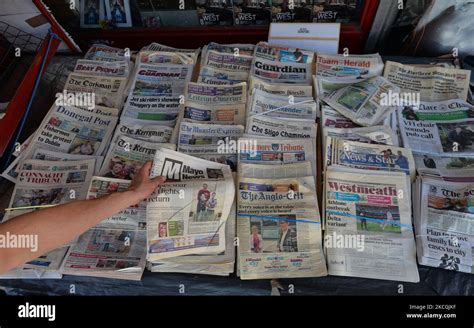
left=415, top=177, right=473, bottom=274
left=146, top=149, right=235, bottom=261
left=237, top=162, right=327, bottom=279
left=61, top=177, right=147, bottom=280
left=325, top=166, right=419, bottom=282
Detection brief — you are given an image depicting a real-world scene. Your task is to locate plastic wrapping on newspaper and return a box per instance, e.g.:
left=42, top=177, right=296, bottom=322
left=383, top=61, right=471, bottom=101
left=327, top=138, right=416, bottom=181
left=60, top=177, right=148, bottom=280
left=249, top=76, right=313, bottom=97
left=198, top=66, right=249, bottom=85
left=183, top=101, right=246, bottom=125
left=84, top=44, right=131, bottom=62
left=246, top=115, right=317, bottom=139
left=398, top=99, right=474, bottom=155
left=18, top=104, right=117, bottom=169
left=415, top=177, right=473, bottom=273
left=74, top=59, right=131, bottom=78
left=248, top=89, right=317, bottom=120
left=237, top=163, right=327, bottom=279
left=99, top=135, right=176, bottom=179
left=146, top=148, right=235, bottom=261
left=324, top=165, right=419, bottom=282
left=321, top=76, right=401, bottom=126
left=63, top=72, right=128, bottom=109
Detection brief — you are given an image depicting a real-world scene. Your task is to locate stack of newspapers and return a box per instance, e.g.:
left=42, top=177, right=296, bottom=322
left=236, top=42, right=327, bottom=279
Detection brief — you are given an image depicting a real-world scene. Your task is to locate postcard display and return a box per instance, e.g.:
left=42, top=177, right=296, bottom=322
left=1, top=39, right=473, bottom=283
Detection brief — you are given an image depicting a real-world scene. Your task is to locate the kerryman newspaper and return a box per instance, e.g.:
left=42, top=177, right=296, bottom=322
left=146, top=148, right=234, bottom=261
left=415, top=177, right=473, bottom=274
left=398, top=99, right=474, bottom=155
left=185, top=82, right=247, bottom=105
left=414, top=153, right=474, bottom=179
left=383, top=61, right=471, bottom=101
left=327, top=138, right=416, bottom=181
left=99, top=135, right=175, bottom=180
left=74, top=59, right=130, bottom=78
left=183, top=101, right=246, bottom=125
left=198, top=66, right=249, bottom=85
left=248, top=89, right=317, bottom=120
left=324, top=166, right=419, bottom=282
left=249, top=76, right=313, bottom=97
left=111, top=120, right=173, bottom=143
left=321, top=76, right=401, bottom=126
left=19, top=104, right=117, bottom=166
left=63, top=72, right=128, bottom=109
left=84, top=44, right=130, bottom=62
left=3, top=159, right=95, bottom=222
left=60, top=177, right=147, bottom=280
left=246, top=115, right=317, bottom=139
left=237, top=163, right=327, bottom=279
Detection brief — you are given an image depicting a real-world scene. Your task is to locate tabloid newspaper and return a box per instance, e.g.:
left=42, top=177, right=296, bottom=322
left=237, top=162, right=327, bottom=279
left=198, top=66, right=249, bottom=85
left=99, top=135, right=176, bottom=180
left=60, top=177, right=147, bottom=280
left=84, top=44, right=130, bottom=62
left=415, top=177, right=473, bottom=274
left=246, top=115, right=317, bottom=139
left=398, top=99, right=474, bottom=155
left=249, top=76, right=313, bottom=97
left=321, top=76, right=401, bottom=126
left=74, top=59, right=130, bottom=78
left=63, top=72, right=128, bottom=109
left=18, top=104, right=117, bottom=167
left=146, top=148, right=235, bottom=261
left=383, top=61, right=471, bottom=101
left=324, top=166, right=419, bottom=282
left=326, top=138, right=416, bottom=181
left=183, top=101, right=246, bottom=125
left=248, top=89, right=317, bottom=120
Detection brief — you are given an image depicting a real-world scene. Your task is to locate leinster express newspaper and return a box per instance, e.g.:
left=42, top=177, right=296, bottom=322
left=146, top=149, right=235, bottom=261
left=19, top=104, right=117, bottom=167
left=415, top=178, right=473, bottom=274
left=325, top=166, right=419, bottom=282
left=237, top=163, right=327, bottom=279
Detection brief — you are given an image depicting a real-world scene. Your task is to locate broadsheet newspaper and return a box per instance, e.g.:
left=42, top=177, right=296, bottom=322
left=185, top=82, right=247, bottom=105
left=383, top=61, right=471, bottom=101
left=325, top=166, right=419, bottom=282
left=415, top=177, right=473, bottom=273
left=414, top=153, right=474, bottom=179
left=321, top=76, right=401, bottom=126
left=146, top=149, right=235, bottom=261
left=246, top=115, right=317, bottom=139
left=183, top=101, right=246, bottom=125
left=99, top=135, right=175, bottom=179
left=237, top=162, right=327, bottom=279
left=63, top=72, right=128, bottom=109
left=19, top=104, right=117, bottom=167
left=74, top=59, right=130, bottom=78
left=398, top=99, right=474, bottom=155
left=141, top=42, right=201, bottom=62
left=112, top=120, right=174, bottom=143
left=84, top=44, right=130, bottom=62
left=198, top=66, right=249, bottom=85
left=61, top=177, right=147, bottom=280
left=249, top=76, right=313, bottom=97
left=202, top=49, right=253, bottom=72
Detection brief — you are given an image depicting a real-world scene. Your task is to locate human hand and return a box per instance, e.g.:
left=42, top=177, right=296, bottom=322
left=126, top=161, right=166, bottom=203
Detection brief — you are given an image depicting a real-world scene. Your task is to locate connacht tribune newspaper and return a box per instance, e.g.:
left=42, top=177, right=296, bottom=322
left=99, top=135, right=175, bottom=180
left=248, top=89, right=317, bottom=120
left=63, top=72, right=128, bottom=109
left=327, top=138, right=416, bottom=181
left=237, top=163, right=327, bottom=279
left=146, top=148, right=235, bottom=261
left=415, top=177, right=473, bottom=273
left=324, top=166, right=419, bottom=282
left=321, top=76, right=401, bottom=126
left=398, top=99, right=474, bottom=155
left=19, top=104, right=117, bottom=167
left=61, top=177, right=147, bottom=280
left=246, top=115, right=317, bottom=139
left=383, top=61, right=471, bottom=101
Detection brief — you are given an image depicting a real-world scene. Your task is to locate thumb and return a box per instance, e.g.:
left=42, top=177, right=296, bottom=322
left=151, top=176, right=167, bottom=184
